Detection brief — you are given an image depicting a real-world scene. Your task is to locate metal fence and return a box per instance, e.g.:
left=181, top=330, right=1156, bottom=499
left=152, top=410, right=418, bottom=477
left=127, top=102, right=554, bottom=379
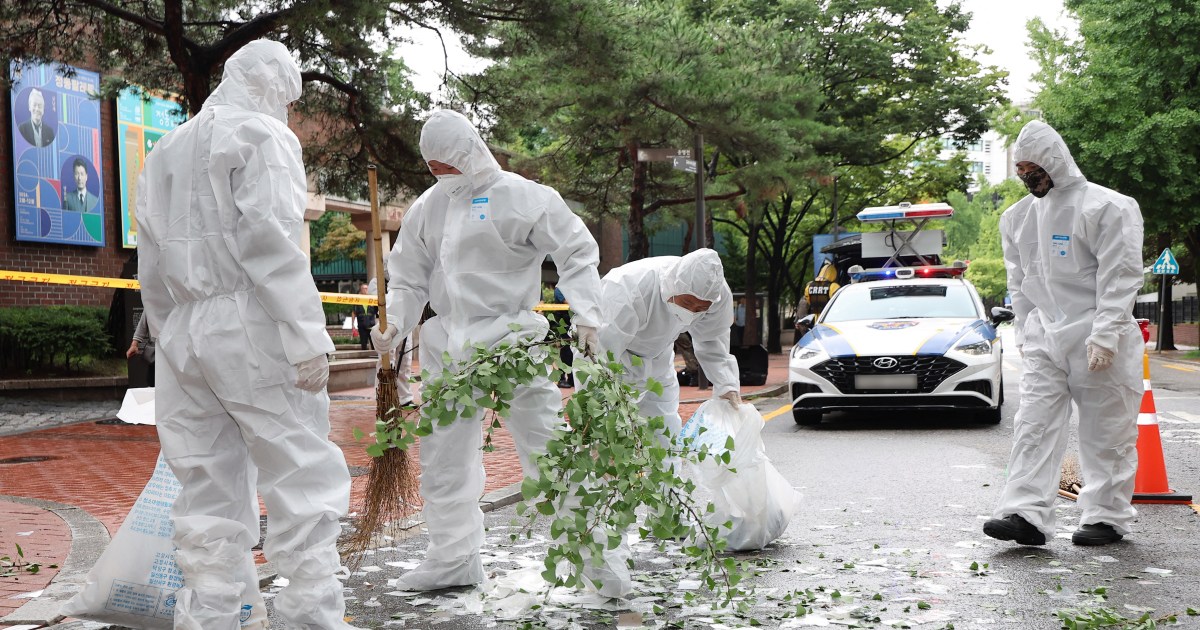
left=1134, top=295, right=1200, bottom=324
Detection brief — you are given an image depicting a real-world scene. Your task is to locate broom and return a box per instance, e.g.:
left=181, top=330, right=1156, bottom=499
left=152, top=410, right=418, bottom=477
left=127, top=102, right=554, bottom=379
left=1059, top=451, right=1082, bottom=501
left=344, top=165, right=421, bottom=558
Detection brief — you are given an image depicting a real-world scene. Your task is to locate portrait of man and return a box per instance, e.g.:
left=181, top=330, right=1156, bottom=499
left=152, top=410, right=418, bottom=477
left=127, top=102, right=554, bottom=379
left=17, top=88, right=56, bottom=147
left=63, top=158, right=98, bottom=212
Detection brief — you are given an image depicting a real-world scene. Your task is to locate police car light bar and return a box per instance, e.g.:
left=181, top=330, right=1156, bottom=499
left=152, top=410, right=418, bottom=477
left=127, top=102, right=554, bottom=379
left=857, top=202, right=955, bottom=222
left=850, top=263, right=968, bottom=283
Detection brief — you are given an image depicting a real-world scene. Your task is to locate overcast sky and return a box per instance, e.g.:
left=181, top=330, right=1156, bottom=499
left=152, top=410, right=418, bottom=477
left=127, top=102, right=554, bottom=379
left=956, top=0, right=1077, bottom=103
left=397, top=2, right=1080, bottom=106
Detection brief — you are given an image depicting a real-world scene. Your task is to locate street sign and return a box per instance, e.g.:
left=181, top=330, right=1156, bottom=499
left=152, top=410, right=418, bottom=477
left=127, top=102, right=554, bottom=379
left=636, top=148, right=691, bottom=162
left=671, top=156, right=697, bottom=174
left=1151, top=248, right=1179, bottom=275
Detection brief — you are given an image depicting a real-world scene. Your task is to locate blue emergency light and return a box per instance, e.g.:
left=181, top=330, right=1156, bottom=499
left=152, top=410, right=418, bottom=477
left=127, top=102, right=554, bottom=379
left=857, top=202, right=955, bottom=222
left=850, top=262, right=968, bottom=283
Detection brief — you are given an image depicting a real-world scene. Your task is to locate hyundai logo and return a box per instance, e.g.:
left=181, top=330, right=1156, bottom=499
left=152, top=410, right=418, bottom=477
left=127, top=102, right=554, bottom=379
left=873, top=357, right=899, bottom=370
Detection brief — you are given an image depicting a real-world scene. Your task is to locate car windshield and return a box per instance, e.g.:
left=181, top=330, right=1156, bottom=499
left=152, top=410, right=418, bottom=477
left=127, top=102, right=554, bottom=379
left=822, top=284, right=978, bottom=322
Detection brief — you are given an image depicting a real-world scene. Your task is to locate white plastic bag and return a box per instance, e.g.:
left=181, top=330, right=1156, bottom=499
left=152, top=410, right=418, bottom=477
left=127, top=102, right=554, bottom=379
left=679, top=400, right=800, bottom=551
left=59, top=453, right=267, bottom=629
left=342, top=316, right=354, bottom=330
left=116, top=387, right=157, bottom=425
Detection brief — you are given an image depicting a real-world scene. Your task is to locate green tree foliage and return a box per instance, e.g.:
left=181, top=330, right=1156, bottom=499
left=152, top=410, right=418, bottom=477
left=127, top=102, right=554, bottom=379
left=1028, top=1, right=1200, bottom=285
left=461, top=0, right=823, bottom=260
left=309, top=212, right=366, bottom=264
left=945, top=178, right=1027, bottom=302
left=0, top=0, right=576, bottom=197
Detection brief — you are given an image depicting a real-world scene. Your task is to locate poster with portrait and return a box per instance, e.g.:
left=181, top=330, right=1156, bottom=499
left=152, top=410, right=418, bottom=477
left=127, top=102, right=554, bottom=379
left=9, top=61, right=105, bottom=246
left=116, top=88, right=186, bottom=248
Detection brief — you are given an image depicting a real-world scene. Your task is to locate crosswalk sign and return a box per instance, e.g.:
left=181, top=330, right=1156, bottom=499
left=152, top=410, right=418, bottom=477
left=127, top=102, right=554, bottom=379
left=1151, top=248, right=1179, bottom=275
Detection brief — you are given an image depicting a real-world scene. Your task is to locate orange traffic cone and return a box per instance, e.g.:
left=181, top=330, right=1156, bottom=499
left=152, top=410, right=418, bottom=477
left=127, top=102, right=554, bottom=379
left=1133, top=352, right=1192, bottom=504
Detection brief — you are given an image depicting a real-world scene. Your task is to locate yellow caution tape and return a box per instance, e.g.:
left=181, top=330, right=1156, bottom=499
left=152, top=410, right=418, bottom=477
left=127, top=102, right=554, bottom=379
left=2, top=269, right=568, bottom=311
left=0, top=269, right=141, bottom=290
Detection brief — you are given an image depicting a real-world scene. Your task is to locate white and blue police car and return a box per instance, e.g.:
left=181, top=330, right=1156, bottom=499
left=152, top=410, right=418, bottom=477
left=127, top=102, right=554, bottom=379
left=789, top=265, right=1014, bottom=425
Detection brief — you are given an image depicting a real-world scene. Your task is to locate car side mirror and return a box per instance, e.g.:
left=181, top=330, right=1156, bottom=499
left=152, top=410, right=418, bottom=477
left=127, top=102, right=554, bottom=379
left=800, top=314, right=816, bottom=327
left=990, top=307, right=1015, bottom=326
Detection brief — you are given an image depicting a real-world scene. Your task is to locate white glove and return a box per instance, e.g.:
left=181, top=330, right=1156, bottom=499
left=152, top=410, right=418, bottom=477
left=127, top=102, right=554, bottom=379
left=295, top=354, right=330, bottom=392
left=576, top=325, right=600, bottom=359
left=371, top=322, right=401, bottom=354
left=1087, top=343, right=1114, bottom=372
left=719, top=390, right=742, bottom=408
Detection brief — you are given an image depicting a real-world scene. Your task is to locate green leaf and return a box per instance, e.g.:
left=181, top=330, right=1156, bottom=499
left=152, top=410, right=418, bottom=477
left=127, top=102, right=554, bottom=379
left=917, top=601, right=931, bottom=610
left=352, top=427, right=365, bottom=441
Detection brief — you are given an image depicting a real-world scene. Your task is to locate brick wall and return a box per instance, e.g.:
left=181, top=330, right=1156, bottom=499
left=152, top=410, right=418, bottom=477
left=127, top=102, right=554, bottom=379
left=0, top=66, right=134, bottom=308
left=1146, top=323, right=1200, bottom=348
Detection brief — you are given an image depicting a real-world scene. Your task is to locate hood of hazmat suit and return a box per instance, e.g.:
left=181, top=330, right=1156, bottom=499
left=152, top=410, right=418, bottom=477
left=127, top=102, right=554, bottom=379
left=384, top=109, right=603, bottom=358
left=599, top=249, right=740, bottom=397
left=136, top=39, right=352, bottom=629
left=994, top=119, right=1144, bottom=540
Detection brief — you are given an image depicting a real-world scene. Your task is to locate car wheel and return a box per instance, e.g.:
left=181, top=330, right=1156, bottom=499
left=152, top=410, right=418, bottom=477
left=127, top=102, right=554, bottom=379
left=793, top=409, right=822, bottom=426
left=978, top=405, right=1002, bottom=424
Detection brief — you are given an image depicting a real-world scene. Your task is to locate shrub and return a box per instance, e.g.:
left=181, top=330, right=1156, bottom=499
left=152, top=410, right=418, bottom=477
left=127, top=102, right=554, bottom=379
left=0, top=306, right=111, bottom=373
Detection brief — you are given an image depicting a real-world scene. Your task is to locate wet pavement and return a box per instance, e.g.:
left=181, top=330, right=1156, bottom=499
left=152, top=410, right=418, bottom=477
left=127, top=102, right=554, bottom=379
left=0, top=353, right=790, bottom=627
left=5, top=339, right=1196, bottom=628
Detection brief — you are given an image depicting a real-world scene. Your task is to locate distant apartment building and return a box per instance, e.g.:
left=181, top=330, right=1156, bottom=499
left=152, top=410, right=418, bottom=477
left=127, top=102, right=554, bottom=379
left=940, top=129, right=1012, bottom=192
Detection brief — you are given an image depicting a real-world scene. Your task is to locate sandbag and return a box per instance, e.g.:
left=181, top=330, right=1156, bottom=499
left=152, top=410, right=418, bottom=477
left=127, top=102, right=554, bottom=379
left=679, top=400, right=800, bottom=550
left=59, top=453, right=267, bottom=629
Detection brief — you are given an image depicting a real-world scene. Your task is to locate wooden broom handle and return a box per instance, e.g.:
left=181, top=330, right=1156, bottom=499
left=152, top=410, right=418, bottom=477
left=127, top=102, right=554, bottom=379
left=368, top=165, right=388, bottom=333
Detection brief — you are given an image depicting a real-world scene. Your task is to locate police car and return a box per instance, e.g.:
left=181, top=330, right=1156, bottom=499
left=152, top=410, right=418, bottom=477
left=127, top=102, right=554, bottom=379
left=789, top=265, right=1013, bottom=425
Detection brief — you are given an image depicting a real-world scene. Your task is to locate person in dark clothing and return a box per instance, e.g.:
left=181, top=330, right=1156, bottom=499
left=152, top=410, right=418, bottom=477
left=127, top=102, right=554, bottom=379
left=352, top=282, right=377, bottom=350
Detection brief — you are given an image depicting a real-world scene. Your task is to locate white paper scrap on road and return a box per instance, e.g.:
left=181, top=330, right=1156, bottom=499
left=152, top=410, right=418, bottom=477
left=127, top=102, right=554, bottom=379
left=1143, top=567, right=1173, bottom=576
left=13, top=589, right=43, bottom=599
left=1093, top=555, right=1119, bottom=563
left=117, top=387, right=156, bottom=424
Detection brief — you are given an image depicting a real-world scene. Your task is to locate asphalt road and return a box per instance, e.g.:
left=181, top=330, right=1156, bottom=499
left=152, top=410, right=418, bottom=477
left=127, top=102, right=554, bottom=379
left=318, top=338, right=1200, bottom=629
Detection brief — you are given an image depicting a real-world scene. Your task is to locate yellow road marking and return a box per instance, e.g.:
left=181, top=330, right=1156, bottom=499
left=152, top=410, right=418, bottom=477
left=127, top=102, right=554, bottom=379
left=1156, top=360, right=1195, bottom=372
left=761, top=403, right=793, bottom=422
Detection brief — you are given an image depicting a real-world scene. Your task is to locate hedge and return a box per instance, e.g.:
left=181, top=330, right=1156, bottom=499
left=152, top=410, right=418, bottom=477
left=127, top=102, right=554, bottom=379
left=0, top=306, right=111, bottom=372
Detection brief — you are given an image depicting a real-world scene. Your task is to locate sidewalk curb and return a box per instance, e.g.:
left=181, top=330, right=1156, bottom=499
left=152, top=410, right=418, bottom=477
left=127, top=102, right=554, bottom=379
left=679, top=382, right=788, bottom=405
left=0, top=496, right=110, bottom=627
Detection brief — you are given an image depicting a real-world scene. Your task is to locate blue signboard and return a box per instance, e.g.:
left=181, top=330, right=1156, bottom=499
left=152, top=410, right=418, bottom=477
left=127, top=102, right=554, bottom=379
left=116, top=87, right=186, bottom=249
left=10, top=61, right=105, bottom=246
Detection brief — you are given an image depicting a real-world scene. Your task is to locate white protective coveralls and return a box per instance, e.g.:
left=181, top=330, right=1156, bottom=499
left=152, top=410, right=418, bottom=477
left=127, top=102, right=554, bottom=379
left=378, top=110, right=629, bottom=595
left=597, top=249, right=741, bottom=467
left=995, top=120, right=1145, bottom=539
left=136, top=40, right=355, bottom=629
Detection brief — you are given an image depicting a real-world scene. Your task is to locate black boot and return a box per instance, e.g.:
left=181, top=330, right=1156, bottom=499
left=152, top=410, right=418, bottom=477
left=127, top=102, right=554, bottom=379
left=982, top=514, right=1046, bottom=546
left=1072, top=523, right=1122, bottom=546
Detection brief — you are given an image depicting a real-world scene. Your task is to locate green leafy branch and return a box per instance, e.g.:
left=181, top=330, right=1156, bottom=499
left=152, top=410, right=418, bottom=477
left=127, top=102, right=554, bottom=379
left=360, top=322, right=756, bottom=606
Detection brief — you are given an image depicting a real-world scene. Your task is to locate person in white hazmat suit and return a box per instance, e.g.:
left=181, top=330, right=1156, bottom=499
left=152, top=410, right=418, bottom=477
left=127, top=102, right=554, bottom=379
left=597, top=249, right=743, bottom=470
left=983, top=120, right=1145, bottom=547
left=136, top=40, right=357, bottom=628
left=371, top=109, right=631, bottom=596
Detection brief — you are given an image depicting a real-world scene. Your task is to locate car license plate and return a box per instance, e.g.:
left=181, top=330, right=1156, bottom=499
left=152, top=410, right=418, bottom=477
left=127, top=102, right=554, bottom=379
left=855, top=374, right=918, bottom=390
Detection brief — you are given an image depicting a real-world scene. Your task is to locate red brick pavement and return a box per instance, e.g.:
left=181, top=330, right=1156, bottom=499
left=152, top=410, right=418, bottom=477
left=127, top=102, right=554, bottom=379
left=0, top=500, right=71, bottom=619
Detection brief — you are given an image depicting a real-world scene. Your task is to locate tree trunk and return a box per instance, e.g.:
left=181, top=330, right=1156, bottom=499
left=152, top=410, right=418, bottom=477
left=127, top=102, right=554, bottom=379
left=682, top=219, right=694, bottom=255
left=628, top=143, right=649, bottom=261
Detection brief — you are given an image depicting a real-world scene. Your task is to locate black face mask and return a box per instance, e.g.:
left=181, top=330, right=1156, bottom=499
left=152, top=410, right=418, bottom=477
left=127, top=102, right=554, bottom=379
left=1018, top=166, right=1054, bottom=198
